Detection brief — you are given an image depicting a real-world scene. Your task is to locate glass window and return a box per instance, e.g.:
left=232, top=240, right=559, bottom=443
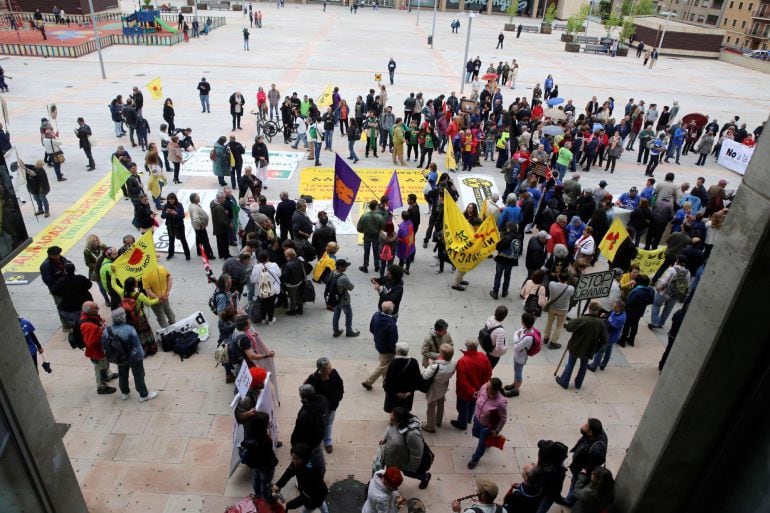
left=748, top=2, right=752, bottom=9
left=706, top=14, right=718, bottom=24
left=727, top=35, right=731, bottom=42
left=733, top=19, right=737, bottom=26
left=738, top=1, right=743, bottom=8
left=0, top=409, right=46, bottom=513
left=729, top=1, right=734, bottom=7
left=742, top=20, right=747, bottom=27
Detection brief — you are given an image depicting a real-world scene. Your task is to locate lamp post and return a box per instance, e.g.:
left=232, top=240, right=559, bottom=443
left=459, top=12, right=476, bottom=94
left=87, top=0, right=106, bottom=79
left=430, top=0, right=437, bottom=47
left=658, top=10, right=676, bottom=49
left=417, top=0, right=421, bottom=25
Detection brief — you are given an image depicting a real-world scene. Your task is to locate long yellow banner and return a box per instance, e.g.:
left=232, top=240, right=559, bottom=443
left=3, top=173, right=119, bottom=278
left=443, top=194, right=500, bottom=273
left=300, top=167, right=426, bottom=203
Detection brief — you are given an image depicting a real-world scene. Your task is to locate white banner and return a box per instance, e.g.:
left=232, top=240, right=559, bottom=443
left=229, top=372, right=278, bottom=477
left=178, top=147, right=303, bottom=180
left=456, top=173, right=502, bottom=211
left=154, top=310, right=210, bottom=342
left=153, top=189, right=218, bottom=253
left=718, top=139, right=754, bottom=176
left=308, top=200, right=358, bottom=235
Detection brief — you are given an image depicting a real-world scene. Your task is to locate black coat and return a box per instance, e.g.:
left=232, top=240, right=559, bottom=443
left=275, top=460, right=328, bottom=511
left=525, top=237, right=547, bottom=271
left=229, top=93, right=245, bottom=116
left=228, top=141, right=245, bottom=167
left=134, top=202, right=154, bottom=230
left=276, top=199, right=296, bottom=229
left=75, top=124, right=92, bottom=149
left=311, top=224, right=336, bottom=259
left=290, top=395, right=329, bottom=449
left=383, top=357, right=421, bottom=413
left=122, top=105, right=137, bottom=126
left=611, top=238, right=637, bottom=272
left=24, top=165, right=50, bottom=196
left=259, top=203, right=276, bottom=225
left=305, top=369, right=344, bottom=411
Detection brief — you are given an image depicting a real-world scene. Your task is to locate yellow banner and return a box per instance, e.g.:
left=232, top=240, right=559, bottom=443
left=316, top=85, right=334, bottom=108
left=300, top=167, right=426, bottom=203
left=446, top=141, right=457, bottom=171
left=598, top=217, right=629, bottom=262
left=3, top=173, right=118, bottom=278
left=631, top=247, right=666, bottom=277
left=443, top=194, right=500, bottom=273
left=111, top=230, right=159, bottom=285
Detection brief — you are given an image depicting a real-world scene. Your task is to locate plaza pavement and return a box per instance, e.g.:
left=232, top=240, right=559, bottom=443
left=5, top=3, right=770, bottom=512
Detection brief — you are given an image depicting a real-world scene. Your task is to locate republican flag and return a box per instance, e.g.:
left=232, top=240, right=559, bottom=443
left=598, top=217, right=630, bottom=261
left=146, top=77, right=163, bottom=100
left=109, top=156, right=131, bottom=200
left=384, top=170, right=403, bottom=210
left=332, top=153, right=361, bottom=221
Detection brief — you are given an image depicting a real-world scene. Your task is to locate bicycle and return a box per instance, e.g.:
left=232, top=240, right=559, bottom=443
left=251, top=110, right=279, bottom=142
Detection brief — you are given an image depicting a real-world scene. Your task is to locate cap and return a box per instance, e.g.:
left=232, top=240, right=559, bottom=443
left=630, top=186, right=638, bottom=193
left=476, top=478, right=499, bottom=500
left=537, top=230, right=552, bottom=240
left=336, top=259, right=350, bottom=269
left=599, top=180, right=608, bottom=187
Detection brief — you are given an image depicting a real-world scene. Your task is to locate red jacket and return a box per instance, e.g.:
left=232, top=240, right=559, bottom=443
left=80, top=312, right=106, bottom=360
left=455, top=348, right=492, bottom=401
left=547, top=222, right=567, bottom=253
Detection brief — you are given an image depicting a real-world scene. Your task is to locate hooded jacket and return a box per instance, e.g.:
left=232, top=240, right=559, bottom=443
left=290, top=394, right=329, bottom=450
left=369, top=311, right=398, bottom=354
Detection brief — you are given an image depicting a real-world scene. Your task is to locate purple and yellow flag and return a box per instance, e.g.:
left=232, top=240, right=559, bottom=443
left=385, top=170, right=403, bottom=210
left=332, top=153, right=361, bottom=221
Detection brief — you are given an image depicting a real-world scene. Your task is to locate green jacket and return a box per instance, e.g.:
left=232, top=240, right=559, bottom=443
left=99, top=258, right=114, bottom=294
left=212, top=143, right=230, bottom=177
left=357, top=210, right=385, bottom=240
left=565, top=314, right=607, bottom=359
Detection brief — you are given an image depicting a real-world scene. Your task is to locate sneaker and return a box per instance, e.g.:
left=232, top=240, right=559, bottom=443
left=97, top=386, right=117, bottom=395
left=333, top=330, right=343, bottom=337
left=358, top=266, right=368, bottom=273
left=451, top=285, right=466, bottom=291
left=268, top=318, right=276, bottom=326
left=138, top=391, right=159, bottom=402
left=121, top=393, right=130, bottom=400
left=548, top=341, right=562, bottom=349
left=346, top=330, right=360, bottom=337
left=106, top=372, right=119, bottom=381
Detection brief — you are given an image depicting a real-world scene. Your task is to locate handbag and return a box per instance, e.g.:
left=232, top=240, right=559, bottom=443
left=53, top=151, right=65, bottom=164
left=543, top=284, right=569, bottom=313
left=417, top=362, right=439, bottom=393
left=379, top=243, right=393, bottom=261
left=523, top=286, right=543, bottom=317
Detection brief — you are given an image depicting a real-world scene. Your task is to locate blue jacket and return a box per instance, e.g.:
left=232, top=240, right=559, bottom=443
left=498, top=205, right=522, bottom=228
left=102, top=322, right=145, bottom=364
left=606, top=311, right=626, bottom=344
left=369, top=311, right=398, bottom=355
left=567, top=221, right=586, bottom=247
left=625, top=286, right=655, bottom=318
left=672, top=127, right=686, bottom=147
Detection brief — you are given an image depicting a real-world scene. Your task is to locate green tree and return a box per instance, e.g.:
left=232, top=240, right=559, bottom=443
left=506, top=0, right=517, bottom=23
left=604, top=10, right=622, bottom=37
left=543, top=3, right=557, bottom=25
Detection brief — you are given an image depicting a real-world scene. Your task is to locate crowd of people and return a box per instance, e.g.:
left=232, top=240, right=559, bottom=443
left=18, top=49, right=759, bottom=512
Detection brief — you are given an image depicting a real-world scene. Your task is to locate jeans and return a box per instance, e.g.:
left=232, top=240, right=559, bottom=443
left=465, top=71, right=473, bottom=82
left=470, top=416, right=491, bottom=463
left=554, top=163, right=567, bottom=181
left=637, top=145, right=650, bottom=164
left=332, top=304, right=353, bottom=334
left=379, top=129, right=391, bottom=149
left=292, top=133, right=308, bottom=149
left=118, top=361, right=148, bottom=397
left=590, top=340, right=615, bottom=370
left=313, top=142, right=322, bottom=164
left=492, top=262, right=512, bottom=295
left=269, top=103, right=279, bottom=120
left=114, top=121, right=123, bottom=136
left=557, top=353, right=588, bottom=389
left=348, top=140, right=358, bottom=160
left=625, top=131, right=638, bottom=150
left=651, top=292, right=677, bottom=327
left=324, top=129, right=334, bottom=150
left=200, top=94, right=210, bottom=112
left=251, top=465, right=275, bottom=499
left=696, top=152, right=707, bottom=165
left=324, top=409, right=336, bottom=447
left=363, top=239, right=380, bottom=270
left=454, top=397, right=475, bottom=429
left=32, top=193, right=49, bottom=214
left=484, top=140, right=495, bottom=160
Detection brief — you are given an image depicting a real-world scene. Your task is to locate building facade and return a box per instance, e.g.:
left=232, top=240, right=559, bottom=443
left=655, top=0, right=726, bottom=26
left=722, top=0, right=770, bottom=49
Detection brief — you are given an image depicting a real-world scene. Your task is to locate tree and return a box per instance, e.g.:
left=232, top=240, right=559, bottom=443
left=603, top=10, right=622, bottom=37
left=543, top=3, right=557, bottom=25
left=506, top=0, right=517, bottom=23
left=620, top=18, right=636, bottom=44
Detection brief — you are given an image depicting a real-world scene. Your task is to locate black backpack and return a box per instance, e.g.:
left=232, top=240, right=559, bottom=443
left=103, top=327, right=130, bottom=365
left=324, top=273, right=343, bottom=307
left=478, top=324, right=502, bottom=353
left=166, top=331, right=201, bottom=360
left=67, top=318, right=98, bottom=350
left=208, top=290, right=227, bottom=314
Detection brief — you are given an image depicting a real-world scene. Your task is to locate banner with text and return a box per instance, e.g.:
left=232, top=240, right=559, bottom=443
left=179, top=147, right=303, bottom=180
left=457, top=174, right=502, bottom=211
left=300, top=167, right=427, bottom=204
left=153, top=189, right=218, bottom=253
left=717, top=139, right=754, bottom=176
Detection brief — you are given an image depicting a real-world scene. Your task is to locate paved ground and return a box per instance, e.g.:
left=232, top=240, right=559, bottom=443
left=4, top=3, right=770, bottom=512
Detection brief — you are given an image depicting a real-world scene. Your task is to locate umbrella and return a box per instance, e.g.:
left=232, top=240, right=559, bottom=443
left=592, top=122, right=604, bottom=132
left=543, top=125, right=564, bottom=136
left=546, top=97, right=564, bottom=106
left=481, top=72, right=498, bottom=81
left=543, top=108, right=566, bottom=121
left=682, top=113, right=708, bottom=127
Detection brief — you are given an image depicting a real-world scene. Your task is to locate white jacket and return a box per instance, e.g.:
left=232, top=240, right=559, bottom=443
left=485, top=316, right=508, bottom=358
left=362, top=471, right=400, bottom=513
left=512, top=327, right=534, bottom=365
left=251, top=261, right=281, bottom=296
left=421, top=358, right=456, bottom=403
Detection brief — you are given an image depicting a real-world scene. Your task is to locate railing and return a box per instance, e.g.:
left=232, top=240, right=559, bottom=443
left=18, top=11, right=123, bottom=25
left=0, top=18, right=224, bottom=58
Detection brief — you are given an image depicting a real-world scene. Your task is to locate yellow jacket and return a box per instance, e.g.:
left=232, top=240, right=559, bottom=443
left=313, top=253, right=336, bottom=283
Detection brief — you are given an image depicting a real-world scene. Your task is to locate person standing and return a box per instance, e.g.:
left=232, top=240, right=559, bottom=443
left=211, top=192, right=232, bottom=259
left=304, top=357, right=344, bottom=454
left=387, top=58, right=396, bottom=85
left=188, top=193, right=215, bottom=259
left=649, top=255, right=691, bottom=329
left=588, top=300, right=626, bottom=372
left=242, top=27, right=250, bottom=51
left=362, top=301, right=398, bottom=391
left=49, top=262, right=92, bottom=328
left=357, top=200, right=385, bottom=273
left=421, top=343, right=456, bottom=433
left=330, top=259, right=359, bottom=338
left=482, top=305, right=508, bottom=368
left=228, top=135, right=246, bottom=189
left=42, top=129, right=65, bottom=181
left=452, top=479, right=504, bottom=513
left=450, top=339, right=492, bottom=430
left=229, top=91, right=245, bottom=130
left=252, top=135, right=270, bottom=189
left=363, top=467, right=406, bottom=513
left=276, top=192, right=297, bottom=241
left=79, top=301, right=118, bottom=395
left=19, top=317, right=44, bottom=373
left=39, top=246, right=72, bottom=328
left=497, top=32, right=504, bottom=49
left=291, top=385, right=330, bottom=475
left=504, top=312, right=537, bottom=398
left=102, top=308, right=158, bottom=402
left=197, top=77, right=211, bottom=113
left=542, top=272, right=574, bottom=350
left=74, top=117, right=95, bottom=171
left=347, top=118, right=361, bottom=163
left=24, top=160, right=51, bottom=218
left=142, top=263, right=176, bottom=328
left=378, top=407, right=433, bottom=489
left=268, top=84, right=281, bottom=121
left=383, top=342, right=421, bottom=413
left=565, top=418, right=608, bottom=505
left=556, top=301, right=607, bottom=390
left=160, top=193, right=190, bottom=260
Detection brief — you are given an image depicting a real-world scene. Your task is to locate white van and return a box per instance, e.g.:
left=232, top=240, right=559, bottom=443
left=743, top=49, right=770, bottom=59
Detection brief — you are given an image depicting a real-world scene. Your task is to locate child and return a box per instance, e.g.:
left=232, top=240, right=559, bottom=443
left=504, top=312, right=538, bottom=397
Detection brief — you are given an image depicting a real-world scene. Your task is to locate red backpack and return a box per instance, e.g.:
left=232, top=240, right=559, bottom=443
left=121, top=297, right=139, bottom=325
left=526, top=328, right=542, bottom=357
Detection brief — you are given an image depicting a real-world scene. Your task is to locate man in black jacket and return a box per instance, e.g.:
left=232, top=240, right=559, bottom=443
left=75, top=117, right=95, bottom=170
left=227, top=135, right=245, bottom=188
left=304, top=357, right=344, bottom=453
left=291, top=384, right=330, bottom=475
left=122, top=99, right=138, bottom=147
left=272, top=443, right=329, bottom=512
left=565, top=418, right=607, bottom=506
left=276, top=192, right=296, bottom=241
left=39, top=246, right=73, bottom=329
left=229, top=91, right=245, bottom=131
left=130, top=86, right=144, bottom=117
left=258, top=195, right=275, bottom=226
left=311, top=212, right=336, bottom=259
left=525, top=231, right=549, bottom=279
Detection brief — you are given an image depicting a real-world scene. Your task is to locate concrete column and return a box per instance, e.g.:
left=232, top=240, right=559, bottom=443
left=0, top=280, right=88, bottom=513
left=613, top=114, right=770, bottom=513
left=531, top=0, right=540, bottom=18
left=440, top=0, right=446, bottom=12
left=486, top=0, right=493, bottom=15
left=458, top=0, right=465, bottom=11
